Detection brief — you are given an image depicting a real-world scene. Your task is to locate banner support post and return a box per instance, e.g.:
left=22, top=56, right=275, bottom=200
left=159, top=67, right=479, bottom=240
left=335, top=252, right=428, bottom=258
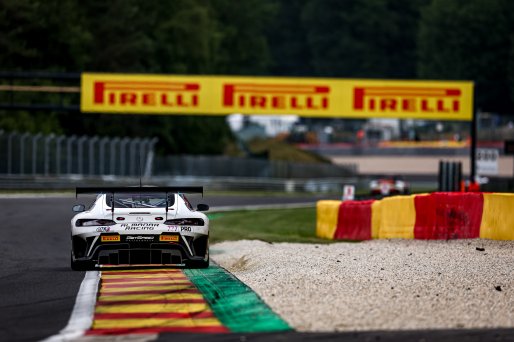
left=470, top=106, right=477, bottom=184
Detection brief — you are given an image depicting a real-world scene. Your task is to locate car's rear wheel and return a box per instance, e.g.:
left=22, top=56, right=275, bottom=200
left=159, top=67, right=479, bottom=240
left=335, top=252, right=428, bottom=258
left=187, top=256, right=209, bottom=269
left=71, top=253, right=94, bottom=271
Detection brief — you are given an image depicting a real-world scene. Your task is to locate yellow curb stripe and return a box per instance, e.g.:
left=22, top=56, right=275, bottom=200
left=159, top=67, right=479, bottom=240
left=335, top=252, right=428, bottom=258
left=95, top=303, right=211, bottom=314
left=102, top=280, right=191, bottom=286
left=92, top=318, right=223, bottom=329
left=98, top=293, right=204, bottom=301
left=101, top=285, right=196, bottom=292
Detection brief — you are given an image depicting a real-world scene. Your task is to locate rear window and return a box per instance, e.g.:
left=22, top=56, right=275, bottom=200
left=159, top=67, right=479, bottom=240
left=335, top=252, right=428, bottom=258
left=105, top=193, right=174, bottom=208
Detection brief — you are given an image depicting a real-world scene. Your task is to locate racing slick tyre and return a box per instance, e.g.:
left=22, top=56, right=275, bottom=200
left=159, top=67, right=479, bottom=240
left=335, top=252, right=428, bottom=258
left=70, top=254, right=94, bottom=271
left=186, top=257, right=210, bottom=269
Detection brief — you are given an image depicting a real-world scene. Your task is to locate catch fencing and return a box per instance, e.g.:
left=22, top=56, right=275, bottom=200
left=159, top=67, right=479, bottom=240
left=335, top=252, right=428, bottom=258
left=0, top=131, right=157, bottom=177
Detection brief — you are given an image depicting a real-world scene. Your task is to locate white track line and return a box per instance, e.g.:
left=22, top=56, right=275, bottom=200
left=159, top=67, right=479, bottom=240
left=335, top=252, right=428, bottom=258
left=42, top=271, right=100, bottom=342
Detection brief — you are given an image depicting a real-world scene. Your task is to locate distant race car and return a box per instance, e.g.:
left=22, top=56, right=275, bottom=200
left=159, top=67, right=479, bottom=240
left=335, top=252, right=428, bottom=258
left=71, top=187, right=210, bottom=270
left=369, top=176, right=410, bottom=196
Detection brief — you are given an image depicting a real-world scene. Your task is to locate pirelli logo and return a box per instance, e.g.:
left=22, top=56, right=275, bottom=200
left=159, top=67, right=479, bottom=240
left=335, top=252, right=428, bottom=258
left=160, top=235, right=179, bottom=242
left=93, top=80, right=200, bottom=108
left=81, top=73, right=472, bottom=120
left=353, top=87, right=462, bottom=114
left=223, top=83, right=330, bottom=111
left=101, top=235, right=120, bottom=242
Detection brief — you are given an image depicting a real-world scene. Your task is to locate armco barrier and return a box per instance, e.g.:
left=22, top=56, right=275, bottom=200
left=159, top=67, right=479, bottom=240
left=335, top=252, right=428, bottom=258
left=317, top=192, right=514, bottom=241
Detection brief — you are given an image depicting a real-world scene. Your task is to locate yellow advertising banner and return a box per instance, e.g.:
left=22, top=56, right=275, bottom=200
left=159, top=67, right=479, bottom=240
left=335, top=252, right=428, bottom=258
left=81, top=73, right=474, bottom=121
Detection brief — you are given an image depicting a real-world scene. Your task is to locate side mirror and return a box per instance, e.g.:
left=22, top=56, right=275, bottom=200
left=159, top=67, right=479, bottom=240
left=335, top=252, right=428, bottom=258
left=196, top=204, right=209, bottom=212
left=73, top=204, right=86, bottom=213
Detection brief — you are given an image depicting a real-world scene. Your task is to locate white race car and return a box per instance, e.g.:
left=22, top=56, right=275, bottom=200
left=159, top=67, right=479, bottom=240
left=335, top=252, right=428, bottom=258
left=71, top=187, right=210, bottom=270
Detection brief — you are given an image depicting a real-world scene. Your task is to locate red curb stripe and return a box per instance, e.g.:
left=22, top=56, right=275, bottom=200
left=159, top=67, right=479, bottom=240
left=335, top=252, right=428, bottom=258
left=101, top=277, right=187, bottom=283
left=86, top=326, right=230, bottom=335
left=99, top=289, right=200, bottom=296
left=94, top=311, right=216, bottom=320
left=94, top=312, right=216, bottom=319
left=101, top=271, right=183, bottom=276
left=101, top=281, right=192, bottom=288
left=96, top=299, right=207, bottom=306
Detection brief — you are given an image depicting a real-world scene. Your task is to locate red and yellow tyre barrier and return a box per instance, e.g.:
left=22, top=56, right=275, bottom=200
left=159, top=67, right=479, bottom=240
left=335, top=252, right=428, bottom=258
left=317, top=192, right=514, bottom=241
left=316, top=200, right=341, bottom=239
left=480, top=193, right=514, bottom=240
left=334, top=200, right=374, bottom=240
left=86, top=269, right=229, bottom=335
left=378, top=195, right=416, bottom=239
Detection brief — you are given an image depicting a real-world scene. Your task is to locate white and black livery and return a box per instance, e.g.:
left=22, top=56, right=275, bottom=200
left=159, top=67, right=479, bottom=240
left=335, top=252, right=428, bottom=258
left=71, top=186, right=210, bottom=270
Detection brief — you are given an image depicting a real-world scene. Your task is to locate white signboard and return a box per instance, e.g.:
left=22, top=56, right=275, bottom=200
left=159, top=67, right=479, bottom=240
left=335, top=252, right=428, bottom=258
left=476, top=148, right=499, bottom=176
left=342, top=185, right=355, bottom=201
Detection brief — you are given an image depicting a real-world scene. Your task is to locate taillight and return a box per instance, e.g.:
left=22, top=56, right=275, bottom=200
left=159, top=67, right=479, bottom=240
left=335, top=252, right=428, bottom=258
left=164, top=218, right=204, bottom=226
left=155, top=217, right=163, bottom=221
left=76, top=219, right=116, bottom=227
left=116, top=217, right=125, bottom=221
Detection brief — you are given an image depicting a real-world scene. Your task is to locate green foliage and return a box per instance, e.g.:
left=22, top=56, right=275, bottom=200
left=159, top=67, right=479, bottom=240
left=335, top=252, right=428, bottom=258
left=418, top=0, right=514, bottom=113
left=301, top=0, right=429, bottom=78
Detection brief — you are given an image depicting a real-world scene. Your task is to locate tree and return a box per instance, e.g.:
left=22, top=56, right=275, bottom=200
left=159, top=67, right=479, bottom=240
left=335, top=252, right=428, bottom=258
left=0, top=0, right=90, bottom=71
left=301, top=0, right=428, bottom=78
left=418, top=0, right=514, bottom=113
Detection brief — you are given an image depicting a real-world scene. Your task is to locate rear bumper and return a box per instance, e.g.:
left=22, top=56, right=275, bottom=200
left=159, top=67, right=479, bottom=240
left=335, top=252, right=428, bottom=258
left=72, top=235, right=208, bottom=266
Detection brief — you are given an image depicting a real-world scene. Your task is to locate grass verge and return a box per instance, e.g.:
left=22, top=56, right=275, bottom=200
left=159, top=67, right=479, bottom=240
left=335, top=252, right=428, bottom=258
left=208, top=207, right=330, bottom=244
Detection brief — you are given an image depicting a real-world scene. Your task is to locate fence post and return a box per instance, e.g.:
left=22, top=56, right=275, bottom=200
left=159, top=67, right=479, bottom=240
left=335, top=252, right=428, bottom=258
left=144, top=138, right=158, bottom=177
left=67, top=135, right=77, bottom=174
left=32, top=133, right=42, bottom=175
left=19, top=132, right=30, bottom=175
left=99, top=137, right=109, bottom=175
left=120, top=137, right=130, bottom=176
left=110, top=137, right=120, bottom=175
left=44, top=134, right=55, bottom=176
left=8, top=131, right=18, bottom=175
left=55, top=135, right=65, bottom=175
left=139, top=139, right=148, bottom=177
left=88, top=136, right=99, bottom=176
left=77, top=135, right=88, bottom=175
left=129, top=138, right=141, bottom=176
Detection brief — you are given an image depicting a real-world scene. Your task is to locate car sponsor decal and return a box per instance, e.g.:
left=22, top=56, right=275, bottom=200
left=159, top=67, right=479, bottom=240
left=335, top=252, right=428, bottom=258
left=125, top=236, right=155, bottom=241
left=120, top=223, right=158, bottom=230
left=160, top=235, right=179, bottom=242
left=181, top=226, right=192, bottom=232
left=167, top=225, right=179, bottom=232
left=96, top=226, right=111, bottom=233
left=101, top=235, right=120, bottom=242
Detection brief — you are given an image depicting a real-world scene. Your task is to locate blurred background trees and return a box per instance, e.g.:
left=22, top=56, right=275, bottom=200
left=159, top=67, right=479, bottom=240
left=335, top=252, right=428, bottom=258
left=0, top=0, right=513, bottom=154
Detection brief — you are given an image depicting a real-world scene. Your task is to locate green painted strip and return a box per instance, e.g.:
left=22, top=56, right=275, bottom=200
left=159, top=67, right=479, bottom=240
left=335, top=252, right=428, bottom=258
left=184, top=264, right=292, bottom=333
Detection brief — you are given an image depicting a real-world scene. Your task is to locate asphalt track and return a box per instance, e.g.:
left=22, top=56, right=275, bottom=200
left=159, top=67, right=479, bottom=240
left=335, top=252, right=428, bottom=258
left=0, top=194, right=513, bottom=342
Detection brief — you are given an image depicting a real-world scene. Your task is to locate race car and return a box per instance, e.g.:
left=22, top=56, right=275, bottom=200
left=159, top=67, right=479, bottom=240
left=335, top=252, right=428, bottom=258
left=71, top=187, right=210, bottom=270
left=369, top=176, right=410, bottom=196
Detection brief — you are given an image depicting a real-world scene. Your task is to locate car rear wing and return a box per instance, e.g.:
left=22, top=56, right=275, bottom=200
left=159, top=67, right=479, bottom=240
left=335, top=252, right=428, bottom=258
left=76, top=186, right=204, bottom=219
left=75, top=186, right=204, bottom=197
